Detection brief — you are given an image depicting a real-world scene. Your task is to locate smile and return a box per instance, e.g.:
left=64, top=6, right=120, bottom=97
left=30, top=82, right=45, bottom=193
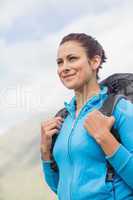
left=63, top=74, right=76, bottom=79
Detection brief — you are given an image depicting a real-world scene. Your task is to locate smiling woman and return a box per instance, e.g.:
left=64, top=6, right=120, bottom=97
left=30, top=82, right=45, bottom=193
left=40, top=33, right=133, bottom=200
left=57, top=40, right=98, bottom=90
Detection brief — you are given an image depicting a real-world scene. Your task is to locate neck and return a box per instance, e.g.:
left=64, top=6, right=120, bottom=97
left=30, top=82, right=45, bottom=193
left=74, top=80, right=100, bottom=114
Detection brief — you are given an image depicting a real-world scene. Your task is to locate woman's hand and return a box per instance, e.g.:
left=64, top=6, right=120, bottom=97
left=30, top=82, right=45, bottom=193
left=40, top=116, right=64, bottom=160
left=84, top=109, right=115, bottom=144
left=84, top=109, right=120, bottom=156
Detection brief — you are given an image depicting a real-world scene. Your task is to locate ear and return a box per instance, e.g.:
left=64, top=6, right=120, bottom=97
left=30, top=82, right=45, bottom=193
left=89, top=55, right=101, bottom=70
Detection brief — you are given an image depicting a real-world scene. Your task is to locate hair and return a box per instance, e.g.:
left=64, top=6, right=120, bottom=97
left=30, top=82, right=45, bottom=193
left=59, top=33, right=107, bottom=80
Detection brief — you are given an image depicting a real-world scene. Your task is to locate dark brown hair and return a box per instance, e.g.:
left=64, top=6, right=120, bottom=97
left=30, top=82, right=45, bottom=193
left=59, top=33, right=107, bottom=80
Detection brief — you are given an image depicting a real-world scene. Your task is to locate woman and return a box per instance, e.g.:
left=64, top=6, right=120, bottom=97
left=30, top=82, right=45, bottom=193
left=40, top=33, right=133, bottom=200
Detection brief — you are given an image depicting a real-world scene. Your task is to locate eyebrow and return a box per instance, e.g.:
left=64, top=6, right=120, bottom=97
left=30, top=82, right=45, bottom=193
left=56, top=53, right=76, bottom=62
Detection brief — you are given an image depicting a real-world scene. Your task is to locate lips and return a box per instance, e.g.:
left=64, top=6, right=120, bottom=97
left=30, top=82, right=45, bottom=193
left=63, top=74, right=76, bottom=79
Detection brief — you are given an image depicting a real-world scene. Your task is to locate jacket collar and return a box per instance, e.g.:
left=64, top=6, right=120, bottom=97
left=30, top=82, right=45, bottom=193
left=64, top=85, right=108, bottom=118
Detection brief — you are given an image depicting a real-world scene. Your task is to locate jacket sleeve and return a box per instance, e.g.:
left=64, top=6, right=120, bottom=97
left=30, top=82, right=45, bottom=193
left=41, top=159, right=59, bottom=194
left=106, top=98, right=133, bottom=189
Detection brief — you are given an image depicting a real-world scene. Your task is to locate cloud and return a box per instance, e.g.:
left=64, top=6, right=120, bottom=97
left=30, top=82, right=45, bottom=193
left=1, top=0, right=133, bottom=85
left=0, top=0, right=133, bottom=133
left=0, top=0, right=40, bottom=29
left=56, top=0, right=133, bottom=78
left=0, top=0, right=129, bottom=42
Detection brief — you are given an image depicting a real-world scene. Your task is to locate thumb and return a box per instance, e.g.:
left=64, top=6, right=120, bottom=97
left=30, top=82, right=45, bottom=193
left=107, top=116, right=115, bottom=129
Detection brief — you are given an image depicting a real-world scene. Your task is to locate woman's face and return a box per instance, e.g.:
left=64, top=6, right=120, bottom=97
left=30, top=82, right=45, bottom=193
left=57, top=41, right=98, bottom=90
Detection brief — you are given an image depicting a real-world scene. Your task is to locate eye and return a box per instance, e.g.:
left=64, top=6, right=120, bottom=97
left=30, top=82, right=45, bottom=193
left=69, top=56, right=77, bottom=61
left=57, top=59, right=63, bottom=66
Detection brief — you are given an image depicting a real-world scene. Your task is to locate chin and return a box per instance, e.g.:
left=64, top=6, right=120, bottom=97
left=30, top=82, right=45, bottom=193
left=63, top=82, right=81, bottom=90
left=60, top=77, right=82, bottom=90
left=63, top=84, right=75, bottom=90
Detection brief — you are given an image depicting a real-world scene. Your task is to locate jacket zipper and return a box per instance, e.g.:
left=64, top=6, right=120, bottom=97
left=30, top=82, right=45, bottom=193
left=68, top=106, right=86, bottom=199
left=68, top=115, right=78, bottom=200
left=68, top=116, right=76, bottom=200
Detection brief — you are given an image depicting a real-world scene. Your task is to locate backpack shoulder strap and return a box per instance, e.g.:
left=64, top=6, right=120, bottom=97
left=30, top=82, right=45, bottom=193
left=51, top=107, right=68, bottom=155
left=99, top=93, right=126, bottom=116
left=99, top=93, right=127, bottom=181
left=50, top=107, right=68, bottom=171
left=99, top=94, right=127, bottom=141
left=54, top=107, right=68, bottom=118
left=51, top=107, right=68, bottom=154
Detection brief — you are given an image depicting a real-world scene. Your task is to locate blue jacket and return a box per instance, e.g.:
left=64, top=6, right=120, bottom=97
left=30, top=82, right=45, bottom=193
left=41, top=86, right=133, bottom=200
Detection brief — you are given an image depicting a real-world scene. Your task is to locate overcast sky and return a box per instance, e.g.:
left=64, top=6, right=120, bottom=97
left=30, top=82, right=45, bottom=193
left=0, top=0, right=133, bottom=134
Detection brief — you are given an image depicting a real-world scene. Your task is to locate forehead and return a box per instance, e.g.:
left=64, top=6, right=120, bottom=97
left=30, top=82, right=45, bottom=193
left=57, top=41, right=86, bottom=58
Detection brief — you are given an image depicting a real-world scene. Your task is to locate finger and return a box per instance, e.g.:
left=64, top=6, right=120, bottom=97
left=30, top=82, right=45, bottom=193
left=108, top=116, right=115, bottom=127
left=55, top=116, right=64, bottom=122
left=41, top=118, right=63, bottom=130
left=41, top=118, right=56, bottom=127
left=43, top=121, right=62, bottom=133
left=46, top=128, right=59, bottom=136
left=42, top=117, right=64, bottom=128
left=40, top=128, right=50, bottom=145
left=41, top=127, right=59, bottom=143
left=90, top=110, right=107, bottom=121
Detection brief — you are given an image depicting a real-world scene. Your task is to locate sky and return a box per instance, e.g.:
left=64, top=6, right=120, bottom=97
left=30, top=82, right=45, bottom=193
left=0, top=0, right=133, bottom=134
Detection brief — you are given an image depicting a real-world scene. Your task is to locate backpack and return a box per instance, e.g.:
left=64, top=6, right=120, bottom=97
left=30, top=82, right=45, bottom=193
left=50, top=73, right=133, bottom=181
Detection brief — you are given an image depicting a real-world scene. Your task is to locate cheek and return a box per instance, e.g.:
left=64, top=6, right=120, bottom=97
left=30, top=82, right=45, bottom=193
left=78, top=66, right=90, bottom=79
left=57, top=68, right=61, bottom=78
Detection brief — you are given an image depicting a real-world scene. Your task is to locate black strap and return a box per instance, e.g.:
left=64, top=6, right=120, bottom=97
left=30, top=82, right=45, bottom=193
left=99, top=94, right=126, bottom=181
left=50, top=108, right=68, bottom=171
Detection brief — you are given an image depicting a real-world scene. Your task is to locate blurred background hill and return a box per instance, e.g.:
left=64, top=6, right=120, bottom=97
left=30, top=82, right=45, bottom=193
left=0, top=111, right=57, bottom=200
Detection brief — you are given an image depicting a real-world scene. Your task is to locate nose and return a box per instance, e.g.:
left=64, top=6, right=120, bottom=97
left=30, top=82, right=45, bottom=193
left=63, top=68, right=70, bottom=74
